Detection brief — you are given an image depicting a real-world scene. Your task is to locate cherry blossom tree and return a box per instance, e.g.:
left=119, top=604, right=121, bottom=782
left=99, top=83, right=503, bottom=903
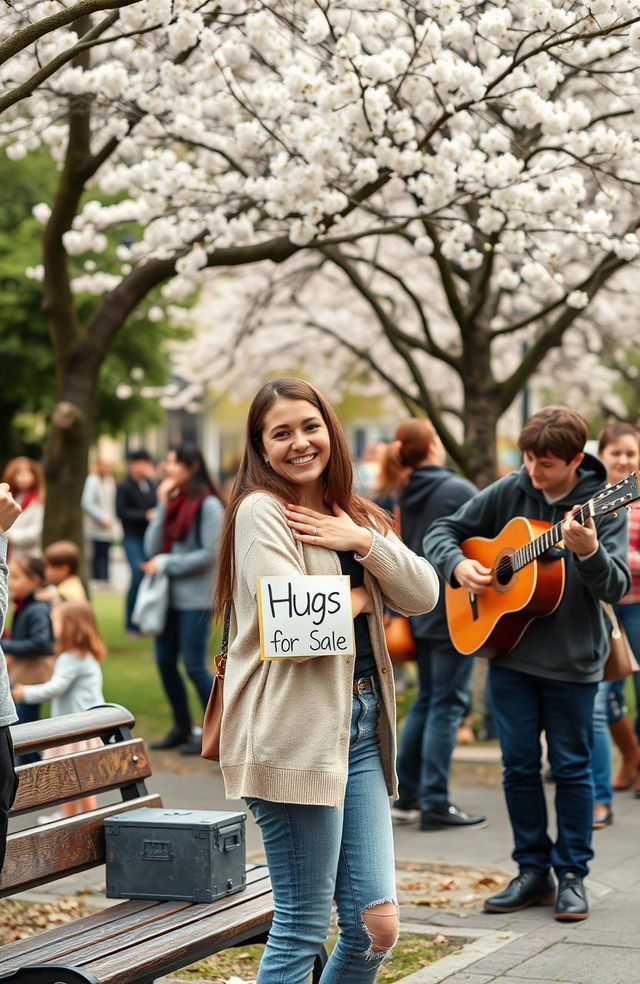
left=2, top=0, right=640, bottom=543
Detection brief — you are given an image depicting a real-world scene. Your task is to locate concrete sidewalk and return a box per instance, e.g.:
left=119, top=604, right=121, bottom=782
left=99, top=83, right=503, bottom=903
left=18, top=750, right=640, bottom=984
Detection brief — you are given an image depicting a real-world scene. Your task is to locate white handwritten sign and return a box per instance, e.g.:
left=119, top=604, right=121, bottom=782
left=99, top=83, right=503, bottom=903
left=257, top=575, right=355, bottom=660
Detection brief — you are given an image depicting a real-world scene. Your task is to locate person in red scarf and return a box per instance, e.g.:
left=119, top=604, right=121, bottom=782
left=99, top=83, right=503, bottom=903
left=2, top=458, right=45, bottom=560
left=141, top=444, right=225, bottom=755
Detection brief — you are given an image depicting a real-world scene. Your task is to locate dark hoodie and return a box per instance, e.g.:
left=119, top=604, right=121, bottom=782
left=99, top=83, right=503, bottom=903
left=399, top=465, right=477, bottom=641
left=424, top=453, right=631, bottom=683
left=2, top=592, right=53, bottom=659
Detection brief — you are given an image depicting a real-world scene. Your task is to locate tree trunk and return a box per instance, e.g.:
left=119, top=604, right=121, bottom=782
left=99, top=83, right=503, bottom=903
left=42, top=345, right=99, bottom=551
left=462, top=392, right=501, bottom=489
left=461, top=330, right=501, bottom=489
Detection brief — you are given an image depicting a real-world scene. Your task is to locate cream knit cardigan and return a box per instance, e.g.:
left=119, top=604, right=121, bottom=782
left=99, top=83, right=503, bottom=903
left=220, top=493, right=440, bottom=808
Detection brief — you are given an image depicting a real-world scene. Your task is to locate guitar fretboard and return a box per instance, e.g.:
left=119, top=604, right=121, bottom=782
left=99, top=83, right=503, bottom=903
left=510, top=501, right=592, bottom=572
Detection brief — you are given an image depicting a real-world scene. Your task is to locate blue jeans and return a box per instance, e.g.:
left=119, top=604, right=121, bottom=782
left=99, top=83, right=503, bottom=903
left=615, top=603, right=640, bottom=740
left=591, top=682, right=613, bottom=806
left=154, top=608, right=213, bottom=729
left=246, top=680, right=397, bottom=984
left=122, top=535, right=146, bottom=631
left=14, top=701, right=40, bottom=766
left=396, top=638, right=473, bottom=810
left=489, top=664, right=597, bottom=878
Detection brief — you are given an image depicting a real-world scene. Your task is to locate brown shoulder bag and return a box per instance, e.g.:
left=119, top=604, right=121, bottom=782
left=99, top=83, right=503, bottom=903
left=602, top=603, right=640, bottom=682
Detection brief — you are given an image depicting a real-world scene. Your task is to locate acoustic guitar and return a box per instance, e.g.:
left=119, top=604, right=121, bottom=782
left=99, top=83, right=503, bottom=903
left=445, top=470, right=640, bottom=657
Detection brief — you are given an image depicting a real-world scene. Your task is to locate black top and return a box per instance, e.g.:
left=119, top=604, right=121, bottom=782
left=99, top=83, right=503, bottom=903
left=337, top=551, right=377, bottom=680
left=116, top=475, right=158, bottom=539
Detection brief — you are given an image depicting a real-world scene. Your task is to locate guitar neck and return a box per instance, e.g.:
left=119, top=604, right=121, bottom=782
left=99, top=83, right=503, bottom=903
left=511, top=501, right=592, bottom=572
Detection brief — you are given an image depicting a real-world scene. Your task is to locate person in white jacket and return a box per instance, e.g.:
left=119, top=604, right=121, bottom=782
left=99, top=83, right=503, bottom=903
left=81, top=459, right=118, bottom=584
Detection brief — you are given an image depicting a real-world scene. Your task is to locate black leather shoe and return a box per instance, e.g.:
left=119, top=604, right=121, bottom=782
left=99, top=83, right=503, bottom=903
left=391, top=798, right=420, bottom=823
left=420, top=802, right=487, bottom=830
left=484, top=871, right=556, bottom=913
left=554, top=872, right=588, bottom=921
left=179, top=734, right=203, bottom=756
left=150, top=726, right=191, bottom=750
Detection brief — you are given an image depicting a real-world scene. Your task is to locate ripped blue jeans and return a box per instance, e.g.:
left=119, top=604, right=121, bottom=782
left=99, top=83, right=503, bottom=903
left=246, top=678, right=398, bottom=984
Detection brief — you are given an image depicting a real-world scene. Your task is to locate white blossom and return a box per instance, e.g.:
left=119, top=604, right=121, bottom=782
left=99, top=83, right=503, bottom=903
left=2, top=0, right=640, bottom=424
left=566, top=290, right=590, bottom=309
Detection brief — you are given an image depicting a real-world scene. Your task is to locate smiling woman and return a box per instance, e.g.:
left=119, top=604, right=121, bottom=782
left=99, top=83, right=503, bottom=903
left=212, top=376, right=439, bottom=984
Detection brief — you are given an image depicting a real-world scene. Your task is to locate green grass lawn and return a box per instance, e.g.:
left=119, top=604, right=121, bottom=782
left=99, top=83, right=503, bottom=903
left=92, top=592, right=222, bottom=742
left=175, top=932, right=460, bottom=982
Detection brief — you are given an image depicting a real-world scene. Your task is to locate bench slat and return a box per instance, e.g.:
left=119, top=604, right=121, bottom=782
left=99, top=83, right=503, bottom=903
left=0, top=868, right=270, bottom=970
left=11, top=705, right=136, bottom=755
left=82, top=890, right=273, bottom=984
left=0, top=794, right=162, bottom=896
left=12, top=740, right=152, bottom=815
left=0, top=902, right=157, bottom=968
left=25, top=870, right=272, bottom=971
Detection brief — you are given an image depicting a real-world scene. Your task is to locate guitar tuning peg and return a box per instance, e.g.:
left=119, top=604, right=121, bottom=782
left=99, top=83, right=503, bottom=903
left=611, top=511, right=619, bottom=518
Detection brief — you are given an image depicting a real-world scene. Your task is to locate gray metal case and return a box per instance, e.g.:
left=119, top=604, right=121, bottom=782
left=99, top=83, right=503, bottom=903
left=105, top=807, right=247, bottom=902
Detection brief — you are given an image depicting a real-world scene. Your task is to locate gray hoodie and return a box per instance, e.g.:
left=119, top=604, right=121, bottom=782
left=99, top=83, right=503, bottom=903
left=424, top=454, right=630, bottom=683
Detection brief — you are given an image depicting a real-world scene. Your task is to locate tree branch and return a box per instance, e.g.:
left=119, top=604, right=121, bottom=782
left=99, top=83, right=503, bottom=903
left=0, top=0, right=138, bottom=65
left=318, top=245, right=464, bottom=464
left=497, top=252, right=627, bottom=412
left=342, top=251, right=462, bottom=369
left=0, top=11, right=120, bottom=115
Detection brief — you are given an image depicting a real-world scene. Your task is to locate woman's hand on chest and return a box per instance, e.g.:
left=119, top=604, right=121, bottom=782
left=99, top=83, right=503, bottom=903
left=285, top=502, right=373, bottom=556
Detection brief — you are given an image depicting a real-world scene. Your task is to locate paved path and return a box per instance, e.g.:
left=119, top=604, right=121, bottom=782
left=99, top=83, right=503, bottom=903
left=18, top=750, right=640, bottom=983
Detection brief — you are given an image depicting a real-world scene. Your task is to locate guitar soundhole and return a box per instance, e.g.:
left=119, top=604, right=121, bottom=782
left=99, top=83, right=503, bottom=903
left=495, top=556, right=514, bottom=586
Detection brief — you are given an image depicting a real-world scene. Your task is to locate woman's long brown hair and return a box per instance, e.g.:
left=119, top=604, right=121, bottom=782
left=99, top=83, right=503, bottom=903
left=214, top=377, right=393, bottom=615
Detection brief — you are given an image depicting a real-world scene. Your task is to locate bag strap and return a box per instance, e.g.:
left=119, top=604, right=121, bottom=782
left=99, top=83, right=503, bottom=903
left=215, top=603, right=232, bottom=678
left=601, top=601, right=622, bottom=639
left=221, top=602, right=232, bottom=654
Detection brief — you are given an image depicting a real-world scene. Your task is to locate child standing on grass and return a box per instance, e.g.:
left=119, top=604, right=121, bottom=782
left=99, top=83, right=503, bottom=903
left=12, top=601, right=106, bottom=818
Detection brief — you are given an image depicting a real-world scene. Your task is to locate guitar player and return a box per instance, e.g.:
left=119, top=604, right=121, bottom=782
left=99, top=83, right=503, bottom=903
left=425, top=407, right=630, bottom=922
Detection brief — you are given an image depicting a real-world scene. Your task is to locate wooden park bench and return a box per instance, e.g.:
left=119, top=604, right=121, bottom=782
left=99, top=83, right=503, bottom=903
left=0, top=704, right=327, bottom=984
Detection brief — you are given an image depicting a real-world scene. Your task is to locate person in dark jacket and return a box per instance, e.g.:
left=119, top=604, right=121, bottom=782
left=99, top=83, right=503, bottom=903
left=116, top=450, right=157, bottom=633
left=379, top=419, right=485, bottom=831
left=425, top=407, right=630, bottom=922
left=3, top=555, right=54, bottom=764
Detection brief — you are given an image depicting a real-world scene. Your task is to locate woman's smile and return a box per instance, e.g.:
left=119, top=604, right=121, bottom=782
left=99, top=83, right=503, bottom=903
left=287, top=452, right=318, bottom=466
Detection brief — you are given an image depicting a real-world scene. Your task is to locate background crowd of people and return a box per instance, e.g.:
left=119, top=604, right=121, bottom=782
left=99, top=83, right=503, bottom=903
left=0, top=442, right=226, bottom=774
left=1, top=389, right=640, bottom=972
